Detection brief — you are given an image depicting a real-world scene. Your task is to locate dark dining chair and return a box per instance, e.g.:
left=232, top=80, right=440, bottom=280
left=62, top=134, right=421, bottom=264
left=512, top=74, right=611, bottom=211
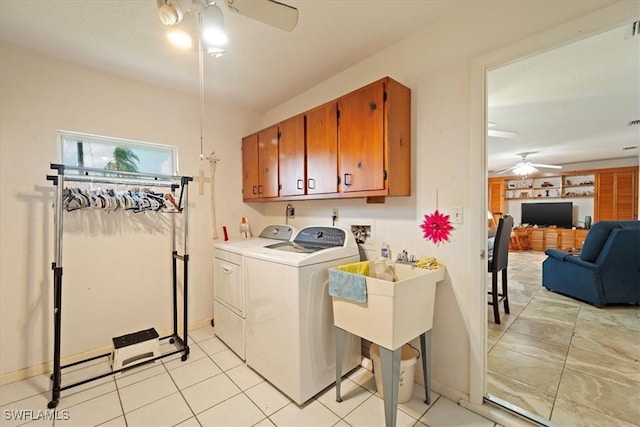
left=488, top=215, right=514, bottom=324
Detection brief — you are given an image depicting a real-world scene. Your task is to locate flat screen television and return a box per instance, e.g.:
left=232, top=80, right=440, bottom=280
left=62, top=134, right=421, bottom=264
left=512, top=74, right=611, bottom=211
left=521, top=202, right=573, bottom=228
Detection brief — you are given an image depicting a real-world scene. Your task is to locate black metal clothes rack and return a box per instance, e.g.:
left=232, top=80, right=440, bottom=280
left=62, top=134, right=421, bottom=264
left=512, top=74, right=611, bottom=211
left=46, top=163, right=193, bottom=409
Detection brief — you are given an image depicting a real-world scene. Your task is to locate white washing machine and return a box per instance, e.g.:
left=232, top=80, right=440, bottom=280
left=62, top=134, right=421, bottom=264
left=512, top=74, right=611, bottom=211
left=213, top=225, right=294, bottom=360
left=244, top=226, right=361, bottom=405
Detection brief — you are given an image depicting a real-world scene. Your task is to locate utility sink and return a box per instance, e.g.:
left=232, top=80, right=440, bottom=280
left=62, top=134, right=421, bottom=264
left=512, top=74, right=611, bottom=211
left=330, top=262, right=445, bottom=350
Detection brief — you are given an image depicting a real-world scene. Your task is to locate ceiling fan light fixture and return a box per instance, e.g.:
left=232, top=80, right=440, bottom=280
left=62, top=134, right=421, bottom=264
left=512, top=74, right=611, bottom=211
left=157, top=0, right=185, bottom=26
left=513, top=163, right=538, bottom=176
left=199, top=4, right=228, bottom=47
left=167, top=28, right=193, bottom=49
left=202, top=27, right=228, bottom=46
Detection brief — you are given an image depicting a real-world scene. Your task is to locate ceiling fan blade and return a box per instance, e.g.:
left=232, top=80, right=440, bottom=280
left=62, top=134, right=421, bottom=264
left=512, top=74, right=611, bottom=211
left=488, top=129, right=518, bottom=139
left=496, top=166, right=517, bottom=175
left=530, top=163, right=562, bottom=169
left=224, top=0, right=298, bottom=31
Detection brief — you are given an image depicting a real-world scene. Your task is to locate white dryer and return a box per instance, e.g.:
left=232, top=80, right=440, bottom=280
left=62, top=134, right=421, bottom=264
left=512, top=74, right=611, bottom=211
left=213, top=225, right=294, bottom=360
left=244, top=226, right=361, bottom=405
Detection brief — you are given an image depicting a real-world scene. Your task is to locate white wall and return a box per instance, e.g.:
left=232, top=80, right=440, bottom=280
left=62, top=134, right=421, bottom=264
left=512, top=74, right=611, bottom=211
left=243, top=1, right=638, bottom=403
left=0, top=43, right=260, bottom=377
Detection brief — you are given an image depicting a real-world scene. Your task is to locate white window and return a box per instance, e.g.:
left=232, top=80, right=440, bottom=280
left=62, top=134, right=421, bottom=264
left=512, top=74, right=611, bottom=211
left=58, top=131, right=178, bottom=176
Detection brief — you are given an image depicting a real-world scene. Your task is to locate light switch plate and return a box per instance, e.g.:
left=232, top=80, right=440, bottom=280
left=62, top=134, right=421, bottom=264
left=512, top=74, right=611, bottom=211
left=452, top=206, right=463, bottom=224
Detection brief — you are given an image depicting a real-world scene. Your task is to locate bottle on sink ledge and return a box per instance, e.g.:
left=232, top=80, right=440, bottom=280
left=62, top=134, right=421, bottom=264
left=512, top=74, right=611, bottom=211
left=374, top=243, right=398, bottom=282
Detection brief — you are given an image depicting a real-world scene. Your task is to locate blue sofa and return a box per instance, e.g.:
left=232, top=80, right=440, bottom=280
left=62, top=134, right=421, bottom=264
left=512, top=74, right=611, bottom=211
left=542, top=221, right=640, bottom=307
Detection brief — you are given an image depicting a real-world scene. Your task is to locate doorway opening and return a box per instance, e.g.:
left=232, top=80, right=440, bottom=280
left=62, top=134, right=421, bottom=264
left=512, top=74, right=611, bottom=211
left=483, top=22, right=640, bottom=426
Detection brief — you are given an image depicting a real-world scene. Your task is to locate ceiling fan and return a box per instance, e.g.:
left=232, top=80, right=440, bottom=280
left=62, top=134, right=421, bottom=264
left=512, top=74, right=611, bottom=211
left=156, top=0, right=297, bottom=159
left=497, top=152, right=562, bottom=176
left=157, top=0, right=298, bottom=38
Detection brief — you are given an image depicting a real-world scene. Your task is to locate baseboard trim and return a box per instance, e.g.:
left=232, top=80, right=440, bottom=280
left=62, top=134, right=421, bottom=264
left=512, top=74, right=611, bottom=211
left=0, top=318, right=213, bottom=386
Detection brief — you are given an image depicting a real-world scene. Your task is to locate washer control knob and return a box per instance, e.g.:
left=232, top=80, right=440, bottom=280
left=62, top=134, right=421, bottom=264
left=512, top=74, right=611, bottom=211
left=315, top=230, right=325, bottom=239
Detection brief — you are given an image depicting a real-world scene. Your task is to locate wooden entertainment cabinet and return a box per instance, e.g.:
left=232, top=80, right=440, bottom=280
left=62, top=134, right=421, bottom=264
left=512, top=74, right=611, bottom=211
left=512, top=227, right=589, bottom=251
left=489, top=166, right=638, bottom=222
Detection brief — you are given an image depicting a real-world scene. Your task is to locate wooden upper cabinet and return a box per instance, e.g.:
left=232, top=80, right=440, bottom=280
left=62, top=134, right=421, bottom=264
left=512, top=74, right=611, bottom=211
left=338, top=80, right=386, bottom=193
left=278, top=115, right=305, bottom=197
left=595, top=167, right=638, bottom=221
left=241, top=134, right=259, bottom=200
left=306, top=102, right=338, bottom=195
left=385, top=78, right=411, bottom=197
left=257, top=126, right=280, bottom=198
left=242, top=127, right=279, bottom=201
left=240, top=77, right=411, bottom=202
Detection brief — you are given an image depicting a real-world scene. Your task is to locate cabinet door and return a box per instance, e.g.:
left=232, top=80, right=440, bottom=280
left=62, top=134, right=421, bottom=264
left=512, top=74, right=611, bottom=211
left=595, top=171, right=615, bottom=220
left=576, top=229, right=589, bottom=248
left=306, top=102, right=338, bottom=195
left=257, top=126, right=280, bottom=198
left=339, top=80, right=385, bottom=192
left=595, top=169, right=638, bottom=220
left=278, top=115, right=305, bottom=196
left=545, top=229, right=560, bottom=250
left=242, top=134, right=259, bottom=200
left=558, top=229, right=575, bottom=250
left=614, top=170, right=637, bottom=219
left=530, top=229, right=544, bottom=251
left=488, top=178, right=504, bottom=215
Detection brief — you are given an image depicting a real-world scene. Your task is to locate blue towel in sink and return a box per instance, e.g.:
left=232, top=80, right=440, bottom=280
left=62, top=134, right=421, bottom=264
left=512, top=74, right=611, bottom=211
left=329, top=269, right=367, bottom=303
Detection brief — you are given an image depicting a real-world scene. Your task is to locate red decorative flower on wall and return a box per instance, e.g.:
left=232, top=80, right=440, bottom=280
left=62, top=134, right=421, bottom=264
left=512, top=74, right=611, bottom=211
left=420, top=210, right=454, bottom=245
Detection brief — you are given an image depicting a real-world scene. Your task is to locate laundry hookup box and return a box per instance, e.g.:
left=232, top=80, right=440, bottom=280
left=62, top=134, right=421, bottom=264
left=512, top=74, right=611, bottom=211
left=329, top=261, right=445, bottom=350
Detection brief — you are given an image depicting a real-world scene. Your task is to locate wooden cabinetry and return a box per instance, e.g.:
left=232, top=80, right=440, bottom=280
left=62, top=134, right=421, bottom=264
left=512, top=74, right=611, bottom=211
left=278, top=115, right=305, bottom=197
left=575, top=229, right=589, bottom=248
left=529, top=228, right=545, bottom=251
left=337, top=77, right=411, bottom=198
left=305, top=102, right=338, bottom=195
left=241, top=77, right=411, bottom=202
left=514, top=227, right=590, bottom=252
left=488, top=178, right=504, bottom=215
left=242, top=126, right=279, bottom=200
left=558, top=229, right=576, bottom=250
left=339, top=80, right=385, bottom=193
left=594, top=167, right=638, bottom=221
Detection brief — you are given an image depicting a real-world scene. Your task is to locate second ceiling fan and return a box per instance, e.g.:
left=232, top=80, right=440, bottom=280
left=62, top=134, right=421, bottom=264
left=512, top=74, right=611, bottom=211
left=497, top=152, right=562, bottom=176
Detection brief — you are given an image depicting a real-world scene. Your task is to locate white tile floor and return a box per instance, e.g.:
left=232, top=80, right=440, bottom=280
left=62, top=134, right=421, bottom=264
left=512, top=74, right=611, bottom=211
left=1, top=326, right=501, bottom=426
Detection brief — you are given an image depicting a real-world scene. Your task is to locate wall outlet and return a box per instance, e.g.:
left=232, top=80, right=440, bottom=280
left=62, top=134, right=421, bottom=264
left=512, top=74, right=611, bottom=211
left=332, top=208, right=338, bottom=220
left=286, top=204, right=295, bottom=218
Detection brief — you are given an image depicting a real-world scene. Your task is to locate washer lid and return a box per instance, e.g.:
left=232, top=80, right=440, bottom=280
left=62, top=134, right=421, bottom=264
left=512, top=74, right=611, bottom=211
left=263, top=226, right=347, bottom=253
left=214, top=224, right=295, bottom=255
left=244, top=226, right=358, bottom=267
left=264, top=241, right=329, bottom=254
left=292, top=226, right=347, bottom=247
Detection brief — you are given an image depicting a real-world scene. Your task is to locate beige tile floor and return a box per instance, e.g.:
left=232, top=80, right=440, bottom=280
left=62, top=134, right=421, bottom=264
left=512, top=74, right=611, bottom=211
left=487, top=250, right=640, bottom=427
left=1, top=326, right=499, bottom=427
